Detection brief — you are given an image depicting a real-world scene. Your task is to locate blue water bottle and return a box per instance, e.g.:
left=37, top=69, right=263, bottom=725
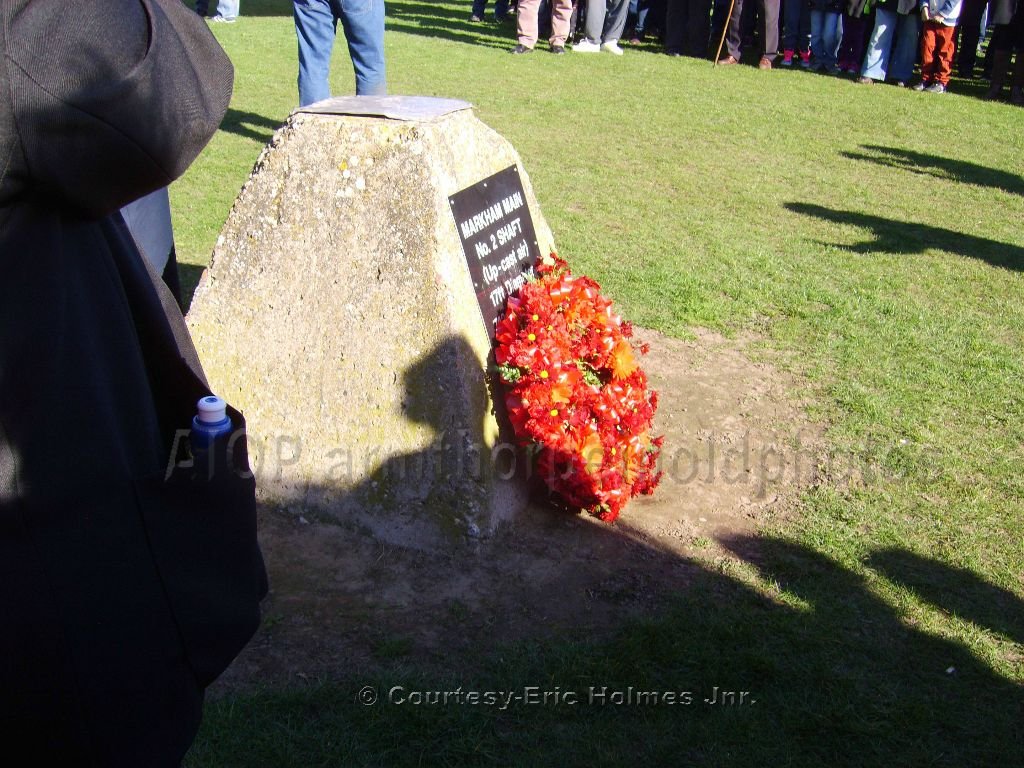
left=191, top=395, right=233, bottom=476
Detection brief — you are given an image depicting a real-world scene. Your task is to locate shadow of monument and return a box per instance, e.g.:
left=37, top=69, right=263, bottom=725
left=785, top=202, right=1024, bottom=272
left=841, top=145, right=1024, bottom=198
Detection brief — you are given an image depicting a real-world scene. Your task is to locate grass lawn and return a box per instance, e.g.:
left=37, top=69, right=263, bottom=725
left=175, top=2, right=1024, bottom=765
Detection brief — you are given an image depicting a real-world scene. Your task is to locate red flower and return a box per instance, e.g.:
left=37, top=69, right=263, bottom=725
left=494, top=253, right=663, bottom=522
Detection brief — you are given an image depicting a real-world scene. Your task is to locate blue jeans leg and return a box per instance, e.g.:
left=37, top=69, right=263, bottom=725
left=889, top=14, right=920, bottom=82
left=334, top=0, right=387, bottom=96
left=295, top=0, right=337, bottom=106
left=294, top=0, right=386, bottom=105
left=861, top=7, right=896, bottom=80
left=783, top=0, right=810, bottom=51
left=811, top=11, right=841, bottom=68
left=473, top=0, right=510, bottom=16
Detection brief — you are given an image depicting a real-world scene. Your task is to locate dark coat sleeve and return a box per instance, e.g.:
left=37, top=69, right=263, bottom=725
left=5, top=0, right=232, bottom=216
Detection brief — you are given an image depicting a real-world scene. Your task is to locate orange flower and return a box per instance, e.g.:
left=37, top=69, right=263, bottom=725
left=609, top=339, right=639, bottom=380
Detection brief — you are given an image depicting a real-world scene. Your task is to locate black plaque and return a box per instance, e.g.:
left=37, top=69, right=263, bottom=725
left=449, top=165, right=541, bottom=344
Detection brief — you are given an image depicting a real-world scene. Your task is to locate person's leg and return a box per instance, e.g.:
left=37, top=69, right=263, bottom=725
left=1011, top=50, right=1024, bottom=104
left=798, top=2, right=811, bottom=57
left=471, top=0, right=487, bottom=18
left=851, top=13, right=872, bottom=68
left=294, top=0, right=337, bottom=106
left=685, top=0, right=712, bottom=55
left=839, top=11, right=869, bottom=68
left=604, top=0, right=632, bottom=41
left=723, top=0, right=746, bottom=59
left=918, top=19, right=937, bottom=83
left=636, top=0, right=650, bottom=36
left=860, top=8, right=894, bottom=80
left=335, top=0, right=387, bottom=94
left=933, top=23, right=956, bottom=85
left=825, top=11, right=843, bottom=69
left=583, top=0, right=608, bottom=42
left=517, top=0, right=542, bottom=46
left=809, top=9, right=824, bottom=67
left=889, top=12, right=920, bottom=82
left=781, top=0, right=801, bottom=52
left=216, top=0, right=240, bottom=19
left=759, top=0, right=780, bottom=61
left=664, top=0, right=686, bottom=52
left=195, top=0, right=210, bottom=16
left=956, top=0, right=986, bottom=76
left=496, top=0, right=512, bottom=19
left=549, top=0, right=575, bottom=44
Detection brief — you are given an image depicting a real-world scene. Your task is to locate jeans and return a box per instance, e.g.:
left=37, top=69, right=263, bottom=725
left=196, top=0, right=239, bottom=18
left=860, top=10, right=920, bottom=81
left=810, top=9, right=841, bottom=68
left=471, top=0, right=510, bottom=18
left=294, top=0, right=387, bottom=105
left=629, top=0, right=651, bottom=33
left=782, top=0, right=811, bottom=51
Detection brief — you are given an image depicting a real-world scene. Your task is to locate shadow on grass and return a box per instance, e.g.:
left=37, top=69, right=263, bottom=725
left=841, top=145, right=1024, bottom=197
left=868, top=548, right=1024, bottom=646
left=387, top=1, right=518, bottom=50
left=785, top=202, right=1024, bottom=272
left=219, top=108, right=283, bottom=144
left=222, top=0, right=294, bottom=17
left=182, top=340, right=1023, bottom=767
left=220, top=0, right=517, bottom=50
left=187, top=523, right=1024, bottom=766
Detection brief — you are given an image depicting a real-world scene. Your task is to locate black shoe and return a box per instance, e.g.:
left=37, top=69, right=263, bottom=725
left=510, top=44, right=532, bottom=54
left=550, top=45, right=565, bottom=54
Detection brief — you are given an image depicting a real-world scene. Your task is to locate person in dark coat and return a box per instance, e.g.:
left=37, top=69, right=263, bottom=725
left=0, top=1, right=267, bottom=764
left=664, top=0, right=714, bottom=58
left=985, top=0, right=1024, bottom=101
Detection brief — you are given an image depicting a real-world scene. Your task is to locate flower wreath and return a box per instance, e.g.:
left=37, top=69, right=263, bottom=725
left=494, top=254, right=663, bottom=522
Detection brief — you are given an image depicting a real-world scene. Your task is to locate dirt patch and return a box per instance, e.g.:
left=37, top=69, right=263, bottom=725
left=213, top=328, right=826, bottom=694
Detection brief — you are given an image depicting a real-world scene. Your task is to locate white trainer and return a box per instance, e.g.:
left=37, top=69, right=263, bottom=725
left=573, top=39, right=601, bottom=53
left=601, top=40, right=624, bottom=55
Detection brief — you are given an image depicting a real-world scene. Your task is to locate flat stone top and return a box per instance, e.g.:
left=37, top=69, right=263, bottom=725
left=295, top=95, right=473, bottom=122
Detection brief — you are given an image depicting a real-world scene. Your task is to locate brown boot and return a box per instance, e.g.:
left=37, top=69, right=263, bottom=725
left=985, top=49, right=1011, bottom=99
left=1011, top=53, right=1024, bottom=105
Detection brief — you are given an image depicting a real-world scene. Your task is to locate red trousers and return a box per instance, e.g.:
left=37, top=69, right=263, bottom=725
left=920, top=20, right=956, bottom=85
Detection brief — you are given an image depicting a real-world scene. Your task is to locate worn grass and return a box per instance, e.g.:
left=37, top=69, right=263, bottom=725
left=176, top=1, right=1024, bottom=765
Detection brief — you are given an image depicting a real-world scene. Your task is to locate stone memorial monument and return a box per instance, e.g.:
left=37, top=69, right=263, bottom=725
left=186, top=97, right=556, bottom=549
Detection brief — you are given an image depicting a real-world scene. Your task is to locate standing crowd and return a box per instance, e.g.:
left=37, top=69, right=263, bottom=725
left=472, top=0, right=1024, bottom=102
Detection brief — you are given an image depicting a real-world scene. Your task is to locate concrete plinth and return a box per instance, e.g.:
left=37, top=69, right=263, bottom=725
left=186, top=97, right=555, bottom=549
